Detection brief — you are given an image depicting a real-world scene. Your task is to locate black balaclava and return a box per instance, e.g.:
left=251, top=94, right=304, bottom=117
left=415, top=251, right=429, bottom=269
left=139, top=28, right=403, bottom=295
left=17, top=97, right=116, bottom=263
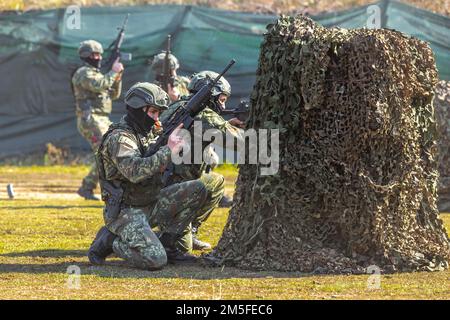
left=82, top=57, right=101, bottom=69
left=125, top=105, right=155, bottom=135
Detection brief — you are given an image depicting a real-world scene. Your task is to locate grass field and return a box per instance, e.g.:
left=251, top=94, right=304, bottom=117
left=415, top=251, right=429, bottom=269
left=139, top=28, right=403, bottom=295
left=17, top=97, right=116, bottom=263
left=0, top=165, right=449, bottom=300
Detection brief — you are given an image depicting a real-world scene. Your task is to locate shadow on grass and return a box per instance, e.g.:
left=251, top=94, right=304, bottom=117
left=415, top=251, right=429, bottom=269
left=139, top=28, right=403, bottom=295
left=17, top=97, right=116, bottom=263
left=0, top=249, right=312, bottom=279
left=0, top=249, right=86, bottom=258
left=4, top=205, right=103, bottom=210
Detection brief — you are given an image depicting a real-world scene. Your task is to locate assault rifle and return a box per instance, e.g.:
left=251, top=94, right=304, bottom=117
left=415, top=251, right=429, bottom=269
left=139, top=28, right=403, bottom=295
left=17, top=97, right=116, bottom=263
left=102, top=14, right=132, bottom=72
left=161, top=35, right=174, bottom=94
left=220, top=99, right=250, bottom=122
left=144, top=59, right=236, bottom=184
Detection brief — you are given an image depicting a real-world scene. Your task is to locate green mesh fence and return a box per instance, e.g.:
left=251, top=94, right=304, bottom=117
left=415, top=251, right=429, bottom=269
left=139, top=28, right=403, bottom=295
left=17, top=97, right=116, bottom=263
left=0, top=0, right=448, bottom=157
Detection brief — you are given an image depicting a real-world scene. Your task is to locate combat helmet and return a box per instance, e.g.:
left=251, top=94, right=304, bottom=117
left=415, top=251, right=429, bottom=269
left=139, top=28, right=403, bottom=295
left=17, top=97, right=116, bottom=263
left=151, top=52, right=180, bottom=74
left=188, top=71, right=231, bottom=97
left=125, top=82, right=170, bottom=111
left=78, top=40, right=104, bottom=58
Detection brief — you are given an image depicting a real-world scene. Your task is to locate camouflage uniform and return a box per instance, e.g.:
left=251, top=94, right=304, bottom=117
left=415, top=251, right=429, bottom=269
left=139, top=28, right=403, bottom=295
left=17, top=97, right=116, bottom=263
left=160, top=98, right=243, bottom=232
left=72, top=48, right=122, bottom=192
left=97, top=116, right=220, bottom=269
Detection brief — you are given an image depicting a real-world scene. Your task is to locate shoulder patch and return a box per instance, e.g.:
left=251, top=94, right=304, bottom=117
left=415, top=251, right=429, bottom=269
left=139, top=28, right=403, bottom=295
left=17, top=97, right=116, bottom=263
left=116, top=134, right=139, bottom=158
left=117, top=134, right=137, bottom=146
left=105, top=129, right=140, bottom=158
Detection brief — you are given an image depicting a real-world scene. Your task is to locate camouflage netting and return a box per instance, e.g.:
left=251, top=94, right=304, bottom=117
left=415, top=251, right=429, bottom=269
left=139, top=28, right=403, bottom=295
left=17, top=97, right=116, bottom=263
left=212, top=16, right=450, bottom=273
left=435, top=81, right=450, bottom=212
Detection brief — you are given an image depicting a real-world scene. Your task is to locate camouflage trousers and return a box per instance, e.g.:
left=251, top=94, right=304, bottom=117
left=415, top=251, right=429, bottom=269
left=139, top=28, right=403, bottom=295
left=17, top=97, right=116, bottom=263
left=172, top=166, right=226, bottom=232
left=77, top=114, right=112, bottom=190
left=192, top=172, right=225, bottom=230
left=106, top=173, right=224, bottom=270
left=173, top=172, right=225, bottom=251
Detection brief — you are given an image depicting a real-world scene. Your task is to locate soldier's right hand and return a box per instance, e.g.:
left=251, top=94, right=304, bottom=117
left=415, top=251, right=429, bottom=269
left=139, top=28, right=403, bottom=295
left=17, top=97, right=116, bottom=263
left=112, top=57, right=124, bottom=73
left=168, top=123, right=186, bottom=155
left=168, top=83, right=180, bottom=102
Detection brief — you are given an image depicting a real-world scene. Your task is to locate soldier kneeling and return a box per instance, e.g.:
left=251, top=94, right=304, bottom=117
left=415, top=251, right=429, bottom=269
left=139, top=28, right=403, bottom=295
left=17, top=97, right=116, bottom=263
left=88, top=82, right=214, bottom=270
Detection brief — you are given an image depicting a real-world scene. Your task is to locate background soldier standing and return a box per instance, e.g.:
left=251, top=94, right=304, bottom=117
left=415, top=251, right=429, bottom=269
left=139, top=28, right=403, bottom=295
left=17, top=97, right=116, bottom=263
left=151, top=52, right=190, bottom=102
left=72, top=40, right=124, bottom=200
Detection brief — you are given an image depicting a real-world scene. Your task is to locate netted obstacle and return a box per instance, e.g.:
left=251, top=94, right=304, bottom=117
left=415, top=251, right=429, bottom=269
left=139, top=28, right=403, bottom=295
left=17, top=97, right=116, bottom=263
left=212, top=16, right=450, bottom=273
left=435, top=81, right=450, bottom=212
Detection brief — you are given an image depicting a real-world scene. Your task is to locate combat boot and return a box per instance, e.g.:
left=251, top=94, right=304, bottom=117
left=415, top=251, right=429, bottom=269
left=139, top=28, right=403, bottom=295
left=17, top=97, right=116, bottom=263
left=159, top=232, right=199, bottom=264
left=192, top=227, right=211, bottom=251
left=88, top=226, right=116, bottom=265
left=77, top=185, right=100, bottom=201
left=166, top=249, right=199, bottom=264
left=218, top=195, right=233, bottom=208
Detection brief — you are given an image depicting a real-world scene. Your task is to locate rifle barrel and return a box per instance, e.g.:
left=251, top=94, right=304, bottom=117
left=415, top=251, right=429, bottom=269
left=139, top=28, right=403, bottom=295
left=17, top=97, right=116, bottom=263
left=167, top=35, right=171, bottom=53
left=214, top=59, right=235, bottom=82
left=122, top=14, right=130, bottom=29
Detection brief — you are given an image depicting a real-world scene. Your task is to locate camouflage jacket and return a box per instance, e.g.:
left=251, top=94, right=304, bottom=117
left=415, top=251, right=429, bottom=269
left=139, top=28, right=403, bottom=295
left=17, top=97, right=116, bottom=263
left=174, top=76, right=190, bottom=98
left=97, top=116, right=171, bottom=206
left=72, top=63, right=122, bottom=116
left=160, top=98, right=244, bottom=180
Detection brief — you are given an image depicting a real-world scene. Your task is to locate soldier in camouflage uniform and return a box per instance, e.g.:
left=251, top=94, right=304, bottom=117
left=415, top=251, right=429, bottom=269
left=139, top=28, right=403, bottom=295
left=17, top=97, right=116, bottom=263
left=152, top=54, right=237, bottom=212
left=88, top=82, right=221, bottom=270
left=72, top=40, right=124, bottom=200
left=160, top=71, right=245, bottom=250
left=151, top=52, right=190, bottom=102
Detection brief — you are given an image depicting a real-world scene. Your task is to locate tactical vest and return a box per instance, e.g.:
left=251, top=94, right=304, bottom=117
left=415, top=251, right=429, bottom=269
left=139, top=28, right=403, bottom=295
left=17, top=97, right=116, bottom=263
left=96, top=121, right=164, bottom=208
